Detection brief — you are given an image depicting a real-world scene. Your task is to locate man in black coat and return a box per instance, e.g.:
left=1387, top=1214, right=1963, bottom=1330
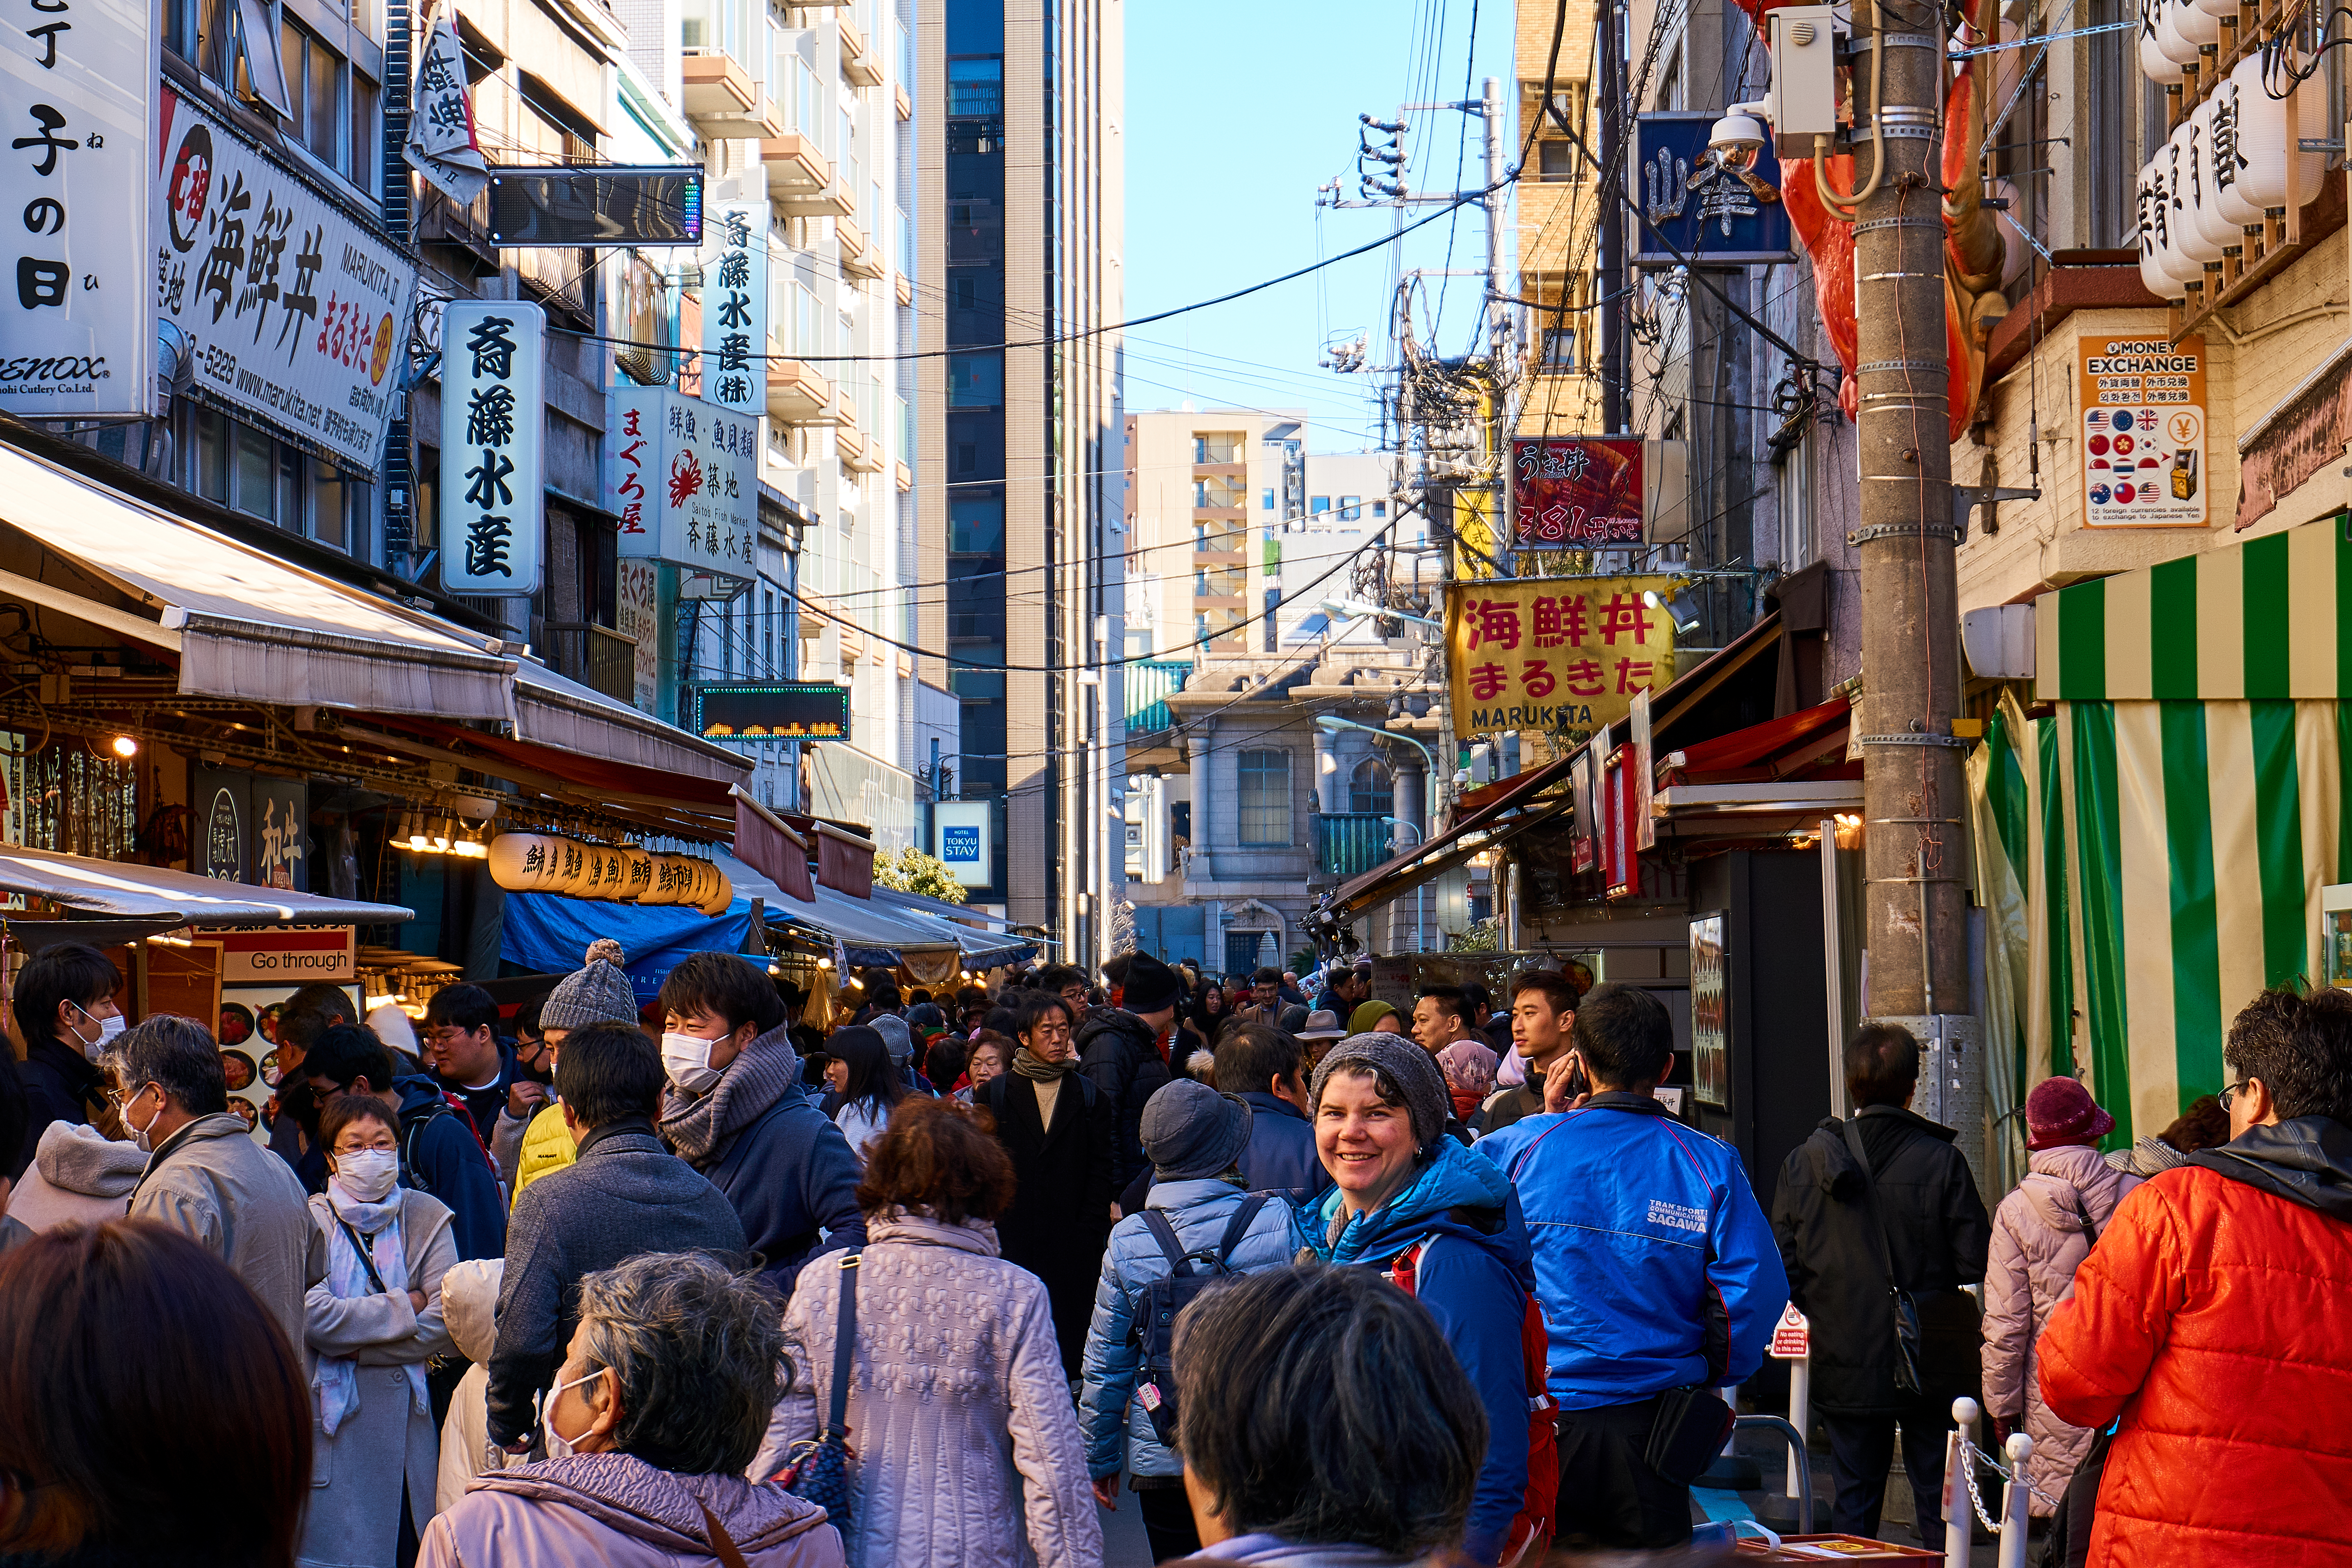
left=1076, top=952, right=1183, bottom=1192
left=1771, top=1022, right=1992, bottom=1549
left=982, top=988, right=1116, bottom=1375
left=9, top=943, right=123, bottom=1181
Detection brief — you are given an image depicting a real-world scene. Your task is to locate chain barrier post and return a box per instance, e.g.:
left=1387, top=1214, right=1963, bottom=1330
left=1998, top=1431, right=2036, bottom=1568
left=1944, top=1396, right=1978, bottom=1568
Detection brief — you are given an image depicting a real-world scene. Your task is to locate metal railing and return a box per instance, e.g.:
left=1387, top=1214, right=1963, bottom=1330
left=1125, top=659, right=1191, bottom=735
left=1314, top=812, right=1394, bottom=879
left=543, top=621, right=637, bottom=703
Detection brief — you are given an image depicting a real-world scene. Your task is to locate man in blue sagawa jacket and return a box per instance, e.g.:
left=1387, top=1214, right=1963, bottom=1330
left=1478, top=983, right=1788, bottom=1550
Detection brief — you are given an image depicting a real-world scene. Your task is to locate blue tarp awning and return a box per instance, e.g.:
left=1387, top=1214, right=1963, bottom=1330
left=499, top=890, right=753, bottom=1005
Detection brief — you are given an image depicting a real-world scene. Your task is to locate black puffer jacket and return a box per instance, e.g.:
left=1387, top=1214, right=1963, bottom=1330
left=1075, top=1007, right=1170, bottom=1191
left=1770, top=1103, right=1992, bottom=1414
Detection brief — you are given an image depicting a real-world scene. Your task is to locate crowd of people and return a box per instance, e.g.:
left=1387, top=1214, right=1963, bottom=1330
left=0, top=933, right=2347, bottom=1568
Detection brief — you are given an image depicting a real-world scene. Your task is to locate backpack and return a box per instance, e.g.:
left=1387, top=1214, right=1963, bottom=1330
left=399, top=1089, right=497, bottom=1198
left=1130, top=1192, right=1274, bottom=1446
left=1387, top=1237, right=1558, bottom=1567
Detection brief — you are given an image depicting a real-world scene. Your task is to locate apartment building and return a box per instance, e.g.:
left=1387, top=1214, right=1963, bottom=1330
left=914, top=0, right=1123, bottom=945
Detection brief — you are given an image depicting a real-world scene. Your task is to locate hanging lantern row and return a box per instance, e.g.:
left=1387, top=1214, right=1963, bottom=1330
left=488, top=833, right=734, bottom=915
left=2133, top=56, right=2320, bottom=300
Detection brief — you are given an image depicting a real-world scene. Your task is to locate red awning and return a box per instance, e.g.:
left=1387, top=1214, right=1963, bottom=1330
left=1658, top=695, right=1854, bottom=783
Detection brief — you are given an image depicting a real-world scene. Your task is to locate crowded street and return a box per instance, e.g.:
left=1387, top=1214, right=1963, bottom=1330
left=6, top=0, right=2352, bottom=1561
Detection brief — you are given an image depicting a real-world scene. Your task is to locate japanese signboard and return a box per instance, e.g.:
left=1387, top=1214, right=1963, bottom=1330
left=194, top=765, right=248, bottom=882
left=440, top=299, right=545, bottom=593
left=1634, top=112, right=1791, bottom=267
left=697, top=199, right=769, bottom=415
left=404, top=14, right=488, bottom=205
left=155, top=89, right=416, bottom=468
left=1512, top=439, right=1643, bottom=546
left=616, top=559, right=659, bottom=712
left=693, top=682, right=850, bottom=740
left=251, top=775, right=307, bottom=890
left=2076, top=334, right=2208, bottom=527
left=1, top=0, right=151, bottom=414
left=1690, top=911, right=1728, bottom=1108
left=1444, top=575, right=1678, bottom=744
left=605, top=384, right=758, bottom=577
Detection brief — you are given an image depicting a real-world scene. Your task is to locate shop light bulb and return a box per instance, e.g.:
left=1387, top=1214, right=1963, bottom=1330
left=110, top=734, right=138, bottom=758
left=817, top=956, right=834, bottom=970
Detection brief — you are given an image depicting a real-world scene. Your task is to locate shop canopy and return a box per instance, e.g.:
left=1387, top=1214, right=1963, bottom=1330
left=0, top=844, right=413, bottom=927
left=499, top=889, right=753, bottom=1006
left=1974, top=511, right=2352, bottom=1160
left=868, top=887, right=1036, bottom=965
left=710, top=850, right=971, bottom=971
left=0, top=445, right=516, bottom=721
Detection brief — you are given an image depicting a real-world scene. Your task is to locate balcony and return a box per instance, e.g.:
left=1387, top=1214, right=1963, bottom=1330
left=836, top=425, right=885, bottom=473
left=835, top=215, right=885, bottom=279
left=839, top=15, right=884, bottom=87
left=767, top=354, right=838, bottom=425
left=776, top=180, right=854, bottom=219
left=1125, top=660, right=1191, bottom=735
left=894, top=272, right=913, bottom=308
left=681, top=52, right=783, bottom=138
left=543, top=622, right=638, bottom=704
left=894, top=460, right=913, bottom=492
left=759, top=135, right=831, bottom=199
left=1315, top=812, right=1396, bottom=879
left=895, top=82, right=911, bottom=121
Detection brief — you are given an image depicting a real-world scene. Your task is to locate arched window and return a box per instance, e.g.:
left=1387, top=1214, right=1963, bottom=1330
left=1348, top=757, right=1392, bottom=815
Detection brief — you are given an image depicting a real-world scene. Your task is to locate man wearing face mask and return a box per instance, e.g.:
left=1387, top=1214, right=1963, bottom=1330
left=9, top=943, right=125, bottom=1182
left=113, top=1014, right=326, bottom=1356
left=653, top=951, right=867, bottom=1296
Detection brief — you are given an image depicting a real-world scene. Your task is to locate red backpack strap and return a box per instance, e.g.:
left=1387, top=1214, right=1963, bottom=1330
left=1384, top=1237, right=1431, bottom=1295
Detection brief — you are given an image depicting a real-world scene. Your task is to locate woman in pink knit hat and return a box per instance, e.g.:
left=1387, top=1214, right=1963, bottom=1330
left=1980, top=1076, right=2140, bottom=1516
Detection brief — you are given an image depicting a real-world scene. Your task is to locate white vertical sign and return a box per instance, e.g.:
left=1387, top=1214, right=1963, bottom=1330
left=604, top=384, right=757, bottom=577
left=0, top=0, right=152, bottom=413
left=440, top=299, right=545, bottom=594
left=698, top=200, right=769, bottom=415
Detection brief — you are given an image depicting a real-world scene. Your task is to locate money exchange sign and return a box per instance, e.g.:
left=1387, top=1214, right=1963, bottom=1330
left=1445, top=576, right=1677, bottom=743
left=2076, top=334, right=2207, bottom=527
left=155, top=89, right=416, bottom=468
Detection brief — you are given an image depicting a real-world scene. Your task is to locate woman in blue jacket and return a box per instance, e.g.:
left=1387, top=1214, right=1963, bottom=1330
left=1079, top=1079, right=1298, bottom=1563
left=1303, top=1032, right=1537, bottom=1567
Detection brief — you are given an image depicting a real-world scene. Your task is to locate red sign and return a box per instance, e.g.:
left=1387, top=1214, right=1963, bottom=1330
left=1512, top=438, right=1644, bottom=547
left=1769, top=1303, right=1810, bottom=1360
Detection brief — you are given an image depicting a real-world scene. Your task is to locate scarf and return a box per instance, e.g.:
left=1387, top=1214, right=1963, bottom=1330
left=316, top=1183, right=430, bottom=1437
left=657, top=1025, right=804, bottom=1166
left=1012, top=1046, right=1079, bottom=1082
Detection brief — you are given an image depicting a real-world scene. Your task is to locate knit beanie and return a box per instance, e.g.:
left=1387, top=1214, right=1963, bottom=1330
left=873, top=1013, right=913, bottom=1066
left=2026, top=1075, right=2115, bottom=1151
left=1120, top=952, right=1184, bottom=1016
left=541, top=940, right=638, bottom=1031
left=1139, top=1079, right=1254, bottom=1180
left=1348, top=999, right=1401, bottom=1035
left=1310, top=1031, right=1451, bottom=1148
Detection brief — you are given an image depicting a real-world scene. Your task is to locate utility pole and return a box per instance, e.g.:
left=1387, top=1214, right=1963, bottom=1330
left=1848, top=1, right=1978, bottom=1170
left=1600, top=3, right=1627, bottom=434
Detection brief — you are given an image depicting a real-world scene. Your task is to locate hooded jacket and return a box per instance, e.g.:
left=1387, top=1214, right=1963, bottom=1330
left=435, top=1259, right=506, bottom=1517
left=11, top=1034, right=105, bottom=1180
left=1980, top=1144, right=2140, bottom=1515
left=1307, top=1135, right=1533, bottom=1566
left=394, top=1075, right=508, bottom=1263
left=7, top=1119, right=147, bottom=1231
left=1234, top=1090, right=1329, bottom=1197
left=1481, top=1094, right=1786, bottom=1413
left=2039, top=1116, right=2352, bottom=1567
left=1770, top=1104, right=1991, bottom=1413
left=129, top=1111, right=328, bottom=1358
left=656, top=1023, right=867, bottom=1297
left=1079, top=1178, right=1301, bottom=1481
left=419, top=1453, right=844, bottom=1568
left=1077, top=1007, right=1171, bottom=1191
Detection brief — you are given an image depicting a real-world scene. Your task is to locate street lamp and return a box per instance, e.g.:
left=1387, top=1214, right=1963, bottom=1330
left=1319, top=595, right=1444, bottom=631
left=1316, top=714, right=1437, bottom=827
left=1388, top=817, right=1427, bottom=952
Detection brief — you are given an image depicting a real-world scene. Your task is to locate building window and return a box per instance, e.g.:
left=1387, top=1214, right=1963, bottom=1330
left=950, top=495, right=1004, bottom=554
left=1261, top=487, right=1273, bottom=510
left=947, top=58, right=1001, bottom=117
left=1309, top=496, right=1329, bottom=516
left=1348, top=758, right=1392, bottom=815
left=1542, top=327, right=1578, bottom=368
left=1781, top=428, right=1815, bottom=569
left=1237, top=749, right=1291, bottom=847
left=1537, top=139, right=1581, bottom=182
left=1337, top=495, right=1360, bottom=520
left=234, top=422, right=276, bottom=520
left=948, top=351, right=1002, bottom=409
left=1371, top=500, right=1387, bottom=517
left=280, top=18, right=346, bottom=173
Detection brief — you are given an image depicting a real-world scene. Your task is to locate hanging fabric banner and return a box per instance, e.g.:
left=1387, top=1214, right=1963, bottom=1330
left=406, top=10, right=490, bottom=205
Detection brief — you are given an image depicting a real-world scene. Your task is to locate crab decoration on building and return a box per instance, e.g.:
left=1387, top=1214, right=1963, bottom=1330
left=1736, top=0, right=2014, bottom=442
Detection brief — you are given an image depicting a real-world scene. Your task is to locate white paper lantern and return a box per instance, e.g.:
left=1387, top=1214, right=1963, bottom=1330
left=697, top=865, right=735, bottom=917
left=2152, top=0, right=2202, bottom=67
left=2185, top=106, right=2243, bottom=256
left=2190, top=0, right=2236, bottom=19
left=2206, top=71, right=2266, bottom=225
left=2228, top=55, right=2326, bottom=211
left=618, top=847, right=655, bottom=903
left=2172, top=0, right=2220, bottom=49
left=2151, top=132, right=2211, bottom=281
left=488, top=833, right=569, bottom=893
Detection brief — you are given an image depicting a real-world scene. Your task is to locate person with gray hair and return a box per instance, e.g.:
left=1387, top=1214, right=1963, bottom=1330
left=1163, top=1263, right=1488, bottom=1565
left=422, top=1251, right=844, bottom=1568
left=114, top=1014, right=325, bottom=1356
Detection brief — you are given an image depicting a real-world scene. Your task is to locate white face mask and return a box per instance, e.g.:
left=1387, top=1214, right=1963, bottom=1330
left=126, top=1086, right=166, bottom=1154
left=660, top=1031, right=724, bottom=1096
left=540, top=1366, right=606, bottom=1458
left=334, top=1149, right=400, bottom=1203
left=70, top=1003, right=125, bottom=1063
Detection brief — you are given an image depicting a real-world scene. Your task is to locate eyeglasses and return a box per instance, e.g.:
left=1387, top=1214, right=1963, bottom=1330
left=2222, top=1078, right=2256, bottom=1107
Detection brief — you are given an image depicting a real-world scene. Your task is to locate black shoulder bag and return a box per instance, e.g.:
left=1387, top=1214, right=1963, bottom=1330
left=1842, top=1118, right=1925, bottom=1396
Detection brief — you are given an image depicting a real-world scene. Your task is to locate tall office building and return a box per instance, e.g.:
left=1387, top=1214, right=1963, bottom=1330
left=915, top=0, right=1122, bottom=951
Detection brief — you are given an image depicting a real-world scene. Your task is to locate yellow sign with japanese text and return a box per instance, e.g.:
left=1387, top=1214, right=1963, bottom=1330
left=1445, top=576, right=1678, bottom=743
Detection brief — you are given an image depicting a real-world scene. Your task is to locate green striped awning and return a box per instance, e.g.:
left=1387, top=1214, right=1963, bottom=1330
left=2035, top=513, right=2352, bottom=701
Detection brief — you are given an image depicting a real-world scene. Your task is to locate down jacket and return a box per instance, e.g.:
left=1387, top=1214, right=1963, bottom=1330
left=1980, top=1144, right=2140, bottom=1516
left=754, top=1211, right=1103, bottom=1568
left=2039, top=1116, right=2352, bottom=1567
left=1078, top=1177, right=1300, bottom=1481
left=420, top=1453, right=842, bottom=1568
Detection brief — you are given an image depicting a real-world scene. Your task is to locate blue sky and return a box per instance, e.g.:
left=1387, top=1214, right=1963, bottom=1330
left=1122, top=0, right=1514, bottom=456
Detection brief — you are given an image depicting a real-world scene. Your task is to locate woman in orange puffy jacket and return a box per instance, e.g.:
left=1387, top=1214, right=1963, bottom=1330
left=2036, top=984, right=2352, bottom=1568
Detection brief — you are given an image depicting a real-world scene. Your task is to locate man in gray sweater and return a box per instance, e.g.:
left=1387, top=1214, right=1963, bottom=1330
left=487, top=1022, right=747, bottom=1451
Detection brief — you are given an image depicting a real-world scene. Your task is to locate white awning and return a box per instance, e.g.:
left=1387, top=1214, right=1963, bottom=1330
left=0, top=843, right=413, bottom=927
left=0, top=445, right=517, bottom=721
left=513, top=660, right=753, bottom=783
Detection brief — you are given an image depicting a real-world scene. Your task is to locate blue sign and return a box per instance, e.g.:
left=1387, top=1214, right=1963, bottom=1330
left=1633, top=111, right=1792, bottom=268
left=940, top=826, right=981, bottom=865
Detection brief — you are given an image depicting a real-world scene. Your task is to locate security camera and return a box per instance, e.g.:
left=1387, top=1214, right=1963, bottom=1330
left=1709, top=102, right=1770, bottom=172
